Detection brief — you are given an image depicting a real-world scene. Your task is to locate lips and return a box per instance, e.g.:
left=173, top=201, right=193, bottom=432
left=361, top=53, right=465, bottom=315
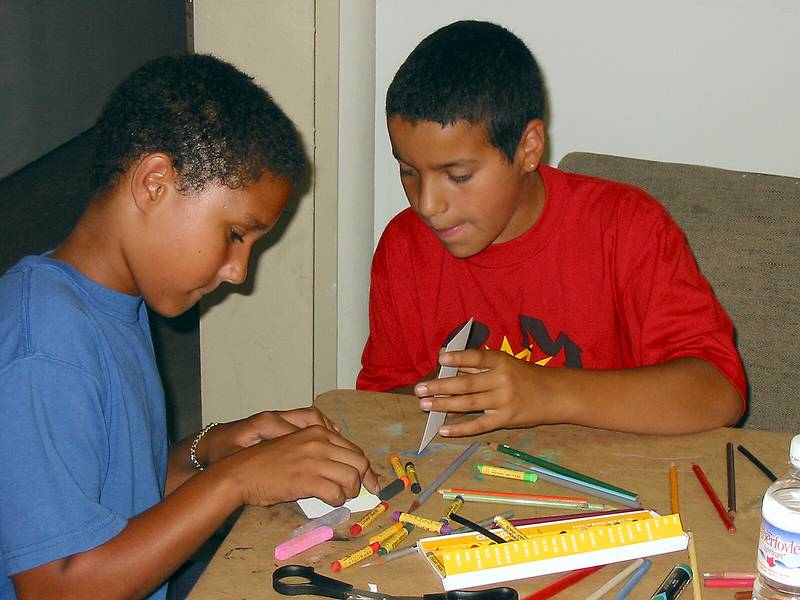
left=431, top=222, right=465, bottom=239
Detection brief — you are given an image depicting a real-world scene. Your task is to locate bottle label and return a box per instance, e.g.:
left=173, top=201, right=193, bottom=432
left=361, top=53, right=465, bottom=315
left=758, top=516, right=800, bottom=585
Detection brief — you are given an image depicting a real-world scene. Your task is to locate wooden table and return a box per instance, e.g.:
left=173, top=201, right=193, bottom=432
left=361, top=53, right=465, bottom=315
left=188, top=390, right=792, bottom=599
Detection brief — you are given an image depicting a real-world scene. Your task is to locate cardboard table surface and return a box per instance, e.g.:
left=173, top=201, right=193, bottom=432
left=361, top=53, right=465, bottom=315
left=188, top=390, right=792, bottom=599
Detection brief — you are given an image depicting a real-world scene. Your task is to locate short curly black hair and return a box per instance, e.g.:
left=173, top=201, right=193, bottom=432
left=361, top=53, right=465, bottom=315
left=92, top=53, right=308, bottom=194
left=386, top=21, right=544, bottom=162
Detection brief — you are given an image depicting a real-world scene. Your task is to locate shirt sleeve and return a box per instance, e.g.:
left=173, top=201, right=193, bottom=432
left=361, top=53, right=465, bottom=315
left=618, top=216, right=747, bottom=413
left=0, top=355, right=128, bottom=576
left=356, top=234, right=423, bottom=391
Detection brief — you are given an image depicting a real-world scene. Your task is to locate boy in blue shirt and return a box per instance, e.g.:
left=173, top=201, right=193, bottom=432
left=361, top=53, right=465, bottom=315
left=358, top=21, right=745, bottom=435
left=0, top=54, right=378, bottom=600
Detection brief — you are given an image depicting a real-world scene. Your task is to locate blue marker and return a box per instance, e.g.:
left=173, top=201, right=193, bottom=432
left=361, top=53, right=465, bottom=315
left=650, top=563, right=693, bottom=600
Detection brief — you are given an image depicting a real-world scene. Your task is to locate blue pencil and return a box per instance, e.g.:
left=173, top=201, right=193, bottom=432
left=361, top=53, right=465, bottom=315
left=613, top=558, right=651, bottom=600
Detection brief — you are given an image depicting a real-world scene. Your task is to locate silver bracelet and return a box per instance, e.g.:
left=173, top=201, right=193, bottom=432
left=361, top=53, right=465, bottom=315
left=190, top=422, right=219, bottom=471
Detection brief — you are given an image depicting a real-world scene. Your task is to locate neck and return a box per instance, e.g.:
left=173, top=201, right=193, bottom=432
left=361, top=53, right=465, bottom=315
left=52, top=195, right=137, bottom=295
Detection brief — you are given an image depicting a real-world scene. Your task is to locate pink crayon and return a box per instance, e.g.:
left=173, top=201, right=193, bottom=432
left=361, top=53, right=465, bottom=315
left=274, top=526, right=334, bottom=561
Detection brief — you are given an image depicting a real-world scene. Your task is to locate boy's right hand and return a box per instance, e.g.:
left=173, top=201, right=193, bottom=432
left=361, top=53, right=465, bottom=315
left=220, top=425, right=380, bottom=508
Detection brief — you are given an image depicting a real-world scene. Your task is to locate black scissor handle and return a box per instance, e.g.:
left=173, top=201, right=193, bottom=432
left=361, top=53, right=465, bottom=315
left=425, top=588, right=519, bottom=600
left=274, top=564, right=355, bottom=599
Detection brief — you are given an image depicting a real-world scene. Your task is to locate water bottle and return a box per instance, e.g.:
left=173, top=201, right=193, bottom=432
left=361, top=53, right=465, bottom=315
left=753, top=434, right=800, bottom=599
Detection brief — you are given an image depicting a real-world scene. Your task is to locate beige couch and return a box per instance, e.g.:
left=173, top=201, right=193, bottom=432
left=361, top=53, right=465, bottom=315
left=558, top=152, right=799, bottom=432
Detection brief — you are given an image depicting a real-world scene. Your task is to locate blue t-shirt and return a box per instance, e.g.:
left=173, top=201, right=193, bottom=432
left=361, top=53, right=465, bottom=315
left=0, top=255, right=168, bottom=599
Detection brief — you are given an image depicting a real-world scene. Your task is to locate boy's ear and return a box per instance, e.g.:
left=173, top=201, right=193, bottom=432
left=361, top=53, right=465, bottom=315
left=517, top=119, right=546, bottom=173
left=130, top=153, right=177, bottom=213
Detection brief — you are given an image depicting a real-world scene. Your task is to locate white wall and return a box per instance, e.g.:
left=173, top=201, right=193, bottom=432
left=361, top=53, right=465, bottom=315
left=373, top=0, right=800, bottom=244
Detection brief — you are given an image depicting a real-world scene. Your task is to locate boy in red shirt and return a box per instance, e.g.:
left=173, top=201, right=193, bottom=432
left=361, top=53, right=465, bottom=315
left=357, top=20, right=745, bottom=435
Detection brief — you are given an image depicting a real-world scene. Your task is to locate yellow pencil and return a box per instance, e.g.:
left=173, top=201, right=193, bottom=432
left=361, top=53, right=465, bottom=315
left=669, top=462, right=680, bottom=514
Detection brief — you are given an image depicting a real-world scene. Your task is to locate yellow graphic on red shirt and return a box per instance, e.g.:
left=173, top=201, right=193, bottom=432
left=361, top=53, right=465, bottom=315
left=441, top=316, right=582, bottom=369
left=490, top=336, right=554, bottom=366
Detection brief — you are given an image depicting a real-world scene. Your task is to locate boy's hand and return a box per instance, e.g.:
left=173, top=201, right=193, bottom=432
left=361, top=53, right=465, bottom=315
left=414, top=349, right=562, bottom=436
left=202, top=408, right=339, bottom=466
left=222, top=425, right=380, bottom=507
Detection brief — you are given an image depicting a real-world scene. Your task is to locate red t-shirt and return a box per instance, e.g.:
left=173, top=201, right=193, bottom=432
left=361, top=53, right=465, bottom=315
left=357, top=164, right=746, bottom=409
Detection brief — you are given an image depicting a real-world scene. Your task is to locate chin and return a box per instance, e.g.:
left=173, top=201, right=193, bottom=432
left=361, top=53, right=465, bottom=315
left=443, top=241, right=488, bottom=259
left=146, top=295, right=195, bottom=318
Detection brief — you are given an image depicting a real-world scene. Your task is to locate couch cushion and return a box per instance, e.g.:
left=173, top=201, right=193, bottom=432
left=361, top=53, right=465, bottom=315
left=558, top=152, right=800, bottom=432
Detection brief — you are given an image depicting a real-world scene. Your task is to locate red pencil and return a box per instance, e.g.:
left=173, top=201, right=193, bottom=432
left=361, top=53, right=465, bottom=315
left=692, top=463, right=736, bottom=533
left=522, top=565, right=604, bottom=600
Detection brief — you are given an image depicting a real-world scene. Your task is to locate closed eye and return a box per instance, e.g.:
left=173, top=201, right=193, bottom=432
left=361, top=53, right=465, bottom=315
left=230, top=229, right=245, bottom=243
left=449, top=174, right=472, bottom=184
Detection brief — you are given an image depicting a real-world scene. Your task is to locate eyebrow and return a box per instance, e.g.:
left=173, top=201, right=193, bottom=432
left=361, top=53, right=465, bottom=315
left=391, top=150, right=479, bottom=170
left=243, top=214, right=269, bottom=230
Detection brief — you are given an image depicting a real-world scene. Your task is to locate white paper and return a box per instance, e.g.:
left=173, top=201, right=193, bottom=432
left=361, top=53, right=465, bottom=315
left=419, top=318, right=474, bottom=452
left=296, top=485, right=380, bottom=518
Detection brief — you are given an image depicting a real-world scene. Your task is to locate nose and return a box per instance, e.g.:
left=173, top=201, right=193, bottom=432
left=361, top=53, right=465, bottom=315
left=220, top=248, right=249, bottom=285
left=416, top=177, right=447, bottom=219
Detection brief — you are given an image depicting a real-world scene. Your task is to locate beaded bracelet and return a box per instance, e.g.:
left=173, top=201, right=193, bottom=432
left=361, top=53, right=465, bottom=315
left=190, top=422, right=219, bottom=471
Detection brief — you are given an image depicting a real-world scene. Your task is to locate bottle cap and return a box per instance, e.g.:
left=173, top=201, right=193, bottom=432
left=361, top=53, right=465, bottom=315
left=790, top=435, right=800, bottom=466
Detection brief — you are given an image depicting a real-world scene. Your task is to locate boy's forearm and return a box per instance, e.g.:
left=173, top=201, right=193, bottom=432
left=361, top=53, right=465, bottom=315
left=166, top=435, right=197, bottom=494
left=551, top=357, right=742, bottom=434
left=14, top=462, right=242, bottom=600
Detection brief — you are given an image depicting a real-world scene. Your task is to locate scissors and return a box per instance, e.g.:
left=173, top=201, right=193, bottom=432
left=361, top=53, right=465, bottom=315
left=273, top=564, right=518, bottom=600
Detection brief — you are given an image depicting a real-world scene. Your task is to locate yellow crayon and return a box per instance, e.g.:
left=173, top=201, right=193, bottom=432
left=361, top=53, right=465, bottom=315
left=477, top=464, right=538, bottom=483
left=349, top=501, right=388, bottom=536
left=331, top=542, right=379, bottom=572
left=443, top=495, right=464, bottom=520
left=426, top=551, right=447, bottom=578
left=494, top=515, right=527, bottom=541
left=405, top=461, right=422, bottom=493
left=378, top=525, right=412, bottom=554
left=368, top=522, right=404, bottom=545
left=389, top=454, right=410, bottom=487
left=393, top=511, right=452, bottom=534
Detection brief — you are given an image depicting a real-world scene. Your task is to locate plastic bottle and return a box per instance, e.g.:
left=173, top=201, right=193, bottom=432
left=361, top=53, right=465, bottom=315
left=753, top=434, right=800, bottom=599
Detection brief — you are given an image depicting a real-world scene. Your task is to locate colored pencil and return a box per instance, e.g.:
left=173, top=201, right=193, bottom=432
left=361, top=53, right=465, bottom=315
left=494, top=443, right=638, bottom=500
left=612, top=559, right=651, bottom=600
left=522, top=565, right=604, bottom=600
left=440, top=490, right=609, bottom=510
left=441, top=487, right=590, bottom=503
left=498, top=460, right=642, bottom=508
left=703, top=577, right=755, bottom=588
left=509, top=508, right=636, bottom=527
left=585, top=559, right=645, bottom=600
left=737, top=444, right=777, bottom=482
left=727, top=442, right=737, bottom=517
left=406, top=442, right=480, bottom=514
left=669, top=462, right=680, bottom=514
left=447, top=513, right=506, bottom=543
left=687, top=531, right=703, bottom=600
left=692, top=463, right=736, bottom=533
left=702, top=572, right=756, bottom=579
left=735, top=591, right=756, bottom=599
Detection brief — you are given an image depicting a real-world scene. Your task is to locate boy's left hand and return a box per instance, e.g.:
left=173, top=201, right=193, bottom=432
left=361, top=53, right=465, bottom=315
left=414, top=349, right=561, bottom=436
left=204, top=407, right=340, bottom=465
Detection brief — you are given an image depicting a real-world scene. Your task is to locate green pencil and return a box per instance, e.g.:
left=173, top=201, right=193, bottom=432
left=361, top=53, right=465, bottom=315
left=494, top=444, right=637, bottom=499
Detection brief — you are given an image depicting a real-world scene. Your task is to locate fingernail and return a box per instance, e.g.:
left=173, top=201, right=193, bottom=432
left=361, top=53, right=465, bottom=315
left=420, top=399, right=432, bottom=410
left=416, top=384, right=429, bottom=396
left=439, top=427, right=450, bottom=436
left=439, top=353, right=452, bottom=365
